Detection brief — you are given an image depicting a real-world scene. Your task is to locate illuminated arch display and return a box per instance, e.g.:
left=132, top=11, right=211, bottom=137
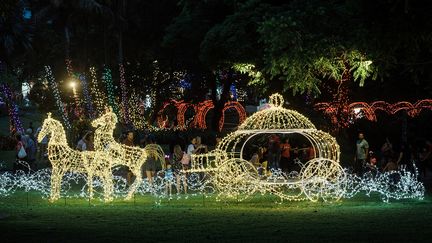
left=157, top=100, right=246, bottom=131
left=177, top=102, right=196, bottom=129
left=218, top=101, right=247, bottom=131
left=157, top=100, right=177, bottom=128
left=315, top=99, right=432, bottom=126
left=193, top=100, right=214, bottom=129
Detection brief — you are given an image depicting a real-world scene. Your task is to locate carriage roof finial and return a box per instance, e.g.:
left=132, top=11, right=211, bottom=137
left=269, top=93, right=284, bottom=108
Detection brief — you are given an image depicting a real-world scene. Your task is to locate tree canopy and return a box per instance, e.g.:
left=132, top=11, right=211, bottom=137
left=1, top=0, right=431, bottom=101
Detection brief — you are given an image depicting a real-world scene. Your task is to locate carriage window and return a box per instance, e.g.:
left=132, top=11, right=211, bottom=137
left=241, top=133, right=315, bottom=174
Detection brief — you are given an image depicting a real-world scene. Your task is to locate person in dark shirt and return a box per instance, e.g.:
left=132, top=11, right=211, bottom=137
left=395, top=143, right=413, bottom=172
left=123, top=131, right=135, bottom=147
left=280, top=138, right=291, bottom=172
left=267, top=135, right=281, bottom=170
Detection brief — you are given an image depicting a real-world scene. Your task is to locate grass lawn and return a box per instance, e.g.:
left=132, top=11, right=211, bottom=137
left=0, top=191, right=431, bottom=242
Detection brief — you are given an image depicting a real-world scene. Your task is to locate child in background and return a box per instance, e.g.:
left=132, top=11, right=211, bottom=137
left=365, top=151, right=378, bottom=173
left=165, top=162, right=174, bottom=197
left=369, top=152, right=377, bottom=167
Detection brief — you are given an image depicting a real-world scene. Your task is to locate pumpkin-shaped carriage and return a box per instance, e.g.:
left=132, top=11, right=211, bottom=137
left=191, top=94, right=347, bottom=202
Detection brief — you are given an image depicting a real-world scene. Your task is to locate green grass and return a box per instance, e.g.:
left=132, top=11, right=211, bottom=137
left=0, top=191, right=431, bottom=242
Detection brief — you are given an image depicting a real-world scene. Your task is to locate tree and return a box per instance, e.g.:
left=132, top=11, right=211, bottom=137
left=0, top=0, right=33, bottom=73
left=35, top=0, right=111, bottom=71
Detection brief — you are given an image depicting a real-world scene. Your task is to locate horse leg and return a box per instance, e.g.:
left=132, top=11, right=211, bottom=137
left=102, top=170, right=114, bottom=202
left=126, top=167, right=142, bottom=200
left=50, top=165, right=63, bottom=202
left=87, top=171, right=94, bottom=199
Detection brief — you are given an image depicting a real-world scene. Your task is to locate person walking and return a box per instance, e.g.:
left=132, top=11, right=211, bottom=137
left=14, top=134, right=27, bottom=173
left=24, top=129, right=37, bottom=171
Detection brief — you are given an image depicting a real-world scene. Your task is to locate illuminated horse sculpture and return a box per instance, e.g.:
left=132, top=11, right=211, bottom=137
left=91, top=109, right=165, bottom=199
left=37, top=113, right=114, bottom=202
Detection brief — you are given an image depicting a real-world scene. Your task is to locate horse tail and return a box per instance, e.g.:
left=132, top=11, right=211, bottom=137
left=143, top=144, right=166, bottom=169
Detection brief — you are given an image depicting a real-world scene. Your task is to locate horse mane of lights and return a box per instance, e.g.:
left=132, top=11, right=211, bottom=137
left=0, top=95, right=424, bottom=203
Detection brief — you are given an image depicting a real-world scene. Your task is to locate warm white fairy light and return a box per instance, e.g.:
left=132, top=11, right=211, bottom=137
left=190, top=93, right=423, bottom=202
left=89, top=67, right=108, bottom=116
left=0, top=94, right=424, bottom=204
left=37, top=113, right=114, bottom=202
left=44, top=66, right=71, bottom=130
left=92, top=109, right=165, bottom=199
left=0, top=163, right=422, bottom=203
left=121, top=89, right=145, bottom=129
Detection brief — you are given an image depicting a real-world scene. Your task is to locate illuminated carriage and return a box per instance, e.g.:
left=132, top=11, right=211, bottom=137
left=191, top=94, right=347, bottom=202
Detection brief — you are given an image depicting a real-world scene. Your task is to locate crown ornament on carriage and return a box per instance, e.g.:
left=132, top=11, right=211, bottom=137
left=268, top=93, right=284, bottom=108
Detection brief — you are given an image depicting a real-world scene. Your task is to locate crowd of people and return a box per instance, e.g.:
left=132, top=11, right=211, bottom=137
left=249, top=134, right=316, bottom=176
left=164, top=136, right=209, bottom=196
left=13, top=122, right=38, bottom=173
left=354, top=132, right=432, bottom=178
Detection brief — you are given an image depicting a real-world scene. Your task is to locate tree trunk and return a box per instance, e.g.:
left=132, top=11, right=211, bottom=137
left=64, top=25, right=73, bottom=76
left=103, top=22, right=108, bottom=64
left=117, top=0, right=125, bottom=64
left=64, top=26, right=70, bottom=60
left=83, top=16, right=89, bottom=71
left=117, top=0, right=130, bottom=124
left=211, top=70, right=233, bottom=132
left=401, top=111, right=408, bottom=144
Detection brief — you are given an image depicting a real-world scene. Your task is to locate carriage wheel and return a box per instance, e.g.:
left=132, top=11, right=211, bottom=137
left=300, top=158, right=346, bottom=202
left=213, top=158, right=259, bottom=201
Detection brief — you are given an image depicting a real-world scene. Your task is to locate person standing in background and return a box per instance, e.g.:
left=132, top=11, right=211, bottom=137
left=171, top=145, right=188, bottom=194
left=268, top=134, right=281, bottom=170
left=280, top=138, right=291, bottom=171
left=24, top=128, right=37, bottom=171
left=195, top=136, right=208, bottom=154
left=14, top=134, right=27, bottom=173
left=35, top=126, right=48, bottom=162
left=354, top=132, right=369, bottom=175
